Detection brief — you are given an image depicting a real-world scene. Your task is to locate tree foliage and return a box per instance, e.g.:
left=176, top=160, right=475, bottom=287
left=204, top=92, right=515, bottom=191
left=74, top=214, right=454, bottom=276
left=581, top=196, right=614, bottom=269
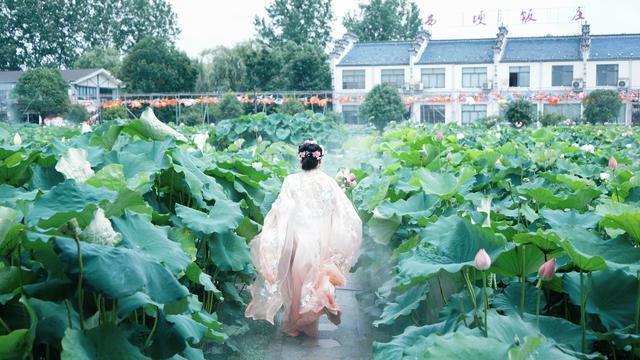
left=120, top=37, right=198, bottom=93
left=277, top=98, right=306, bottom=115
left=343, top=0, right=423, bottom=41
left=13, top=68, right=70, bottom=118
left=0, top=0, right=179, bottom=70
left=360, top=83, right=406, bottom=130
left=255, top=0, right=334, bottom=47
left=505, top=99, right=536, bottom=126
left=74, top=48, right=122, bottom=75
left=213, top=93, right=244, bottom=120
left=583, top=89, right=622, bottom=124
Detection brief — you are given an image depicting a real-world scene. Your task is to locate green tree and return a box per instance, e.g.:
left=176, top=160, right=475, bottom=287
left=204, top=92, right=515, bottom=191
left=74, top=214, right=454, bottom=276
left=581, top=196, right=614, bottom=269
left=13, top=68, right=70, bottom=118
left=244, top=46, right=287, bottom=91
left=197, top=43, right=254, bottom=92
left=64, top=103, right=90, bottom=123
left=343, top=0, right=423, bottom=41
left=360, top=83, right=406, bottom=130
left=582, top=89, right=622, bottom=124
left=213, top=93, right=244, bottom=120
left=120, top=37, right=198, bottom=93
left=0, top=0, right=178, bottom=70
left=278, top=98, right=306, bottom=115
left=74, top=48, right=122, bottom=75
left=505, top=99, right=536, bottom=126
left=255, top=0, right=334, bottom=47
left=281, top=43, right=332, bottom=91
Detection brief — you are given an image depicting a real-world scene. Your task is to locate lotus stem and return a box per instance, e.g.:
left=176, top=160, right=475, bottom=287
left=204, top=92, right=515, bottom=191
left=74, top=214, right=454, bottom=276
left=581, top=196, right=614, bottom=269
left=536, top=289, right=542, bottom=327
left=482, top=271, right=489, bottom=337
left=144, top=312, right=159, bottom=348
left=520, top=245, right=526, bottom=317
left=0, top=316, right=10, bottom=334
left=459, top=298, right=468, bottom=327
left=437, top=275, right=448, bottom=305
left=580, top=271, right=586, bottom=354
left=65, top=300, right=73, bottom=329
left=463, top=269, right=479, bottom=328
left=635, top=271, right=640, bottom=334
left=71, top=224, right=85, bottom=331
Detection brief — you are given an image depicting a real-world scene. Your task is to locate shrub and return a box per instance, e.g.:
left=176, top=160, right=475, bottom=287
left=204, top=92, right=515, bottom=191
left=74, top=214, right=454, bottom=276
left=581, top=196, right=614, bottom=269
left=505, top=99, right=536, bottom=126
left=582, top=89, right=622, bottom=124
left=180, top=107, right=204, bottom=126
left=215, top=93, right=244, bottom=120
left=101, top=106, right=127, bottom=121
left=478, top=115, right=502, bottom=128
left=277, top=98, right=306, bottom=115
left=539, top=112, right=564, bottom=127
left=13, top=67, right=69, bottom=119
left=63, top=104, right=90, bottom=123
left=360, top=83, right=406, bottom=130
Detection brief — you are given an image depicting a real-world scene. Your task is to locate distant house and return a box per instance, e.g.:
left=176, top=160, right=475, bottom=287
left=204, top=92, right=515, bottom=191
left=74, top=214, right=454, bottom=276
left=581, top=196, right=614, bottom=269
left=0, top=68, right=122, bottom=121
left=330, top=24, right=640, bottom=125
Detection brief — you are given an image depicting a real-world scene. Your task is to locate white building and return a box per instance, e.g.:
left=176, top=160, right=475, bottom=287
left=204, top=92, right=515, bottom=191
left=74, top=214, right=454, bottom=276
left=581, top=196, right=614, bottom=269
left=330, top=25, right=640, bottom=125
left=0, top=68, right=122, bottom=121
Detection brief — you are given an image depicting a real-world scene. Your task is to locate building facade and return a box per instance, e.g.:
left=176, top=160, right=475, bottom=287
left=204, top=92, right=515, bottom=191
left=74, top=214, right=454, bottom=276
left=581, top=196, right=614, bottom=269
left=0, top=68, right=122, bottom=121
left=330, top=25, right=640, bottom=125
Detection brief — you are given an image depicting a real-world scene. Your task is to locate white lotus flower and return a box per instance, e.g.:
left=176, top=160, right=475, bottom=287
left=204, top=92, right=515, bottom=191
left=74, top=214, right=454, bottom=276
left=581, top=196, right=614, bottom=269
left=580, top=144, right=595, bottom=153
left=81, top=122, right=92, bottom=134
left=80, top=208, right=122, bottom=246
left=456, top=133, right=465, bottom=140
left=477, top=196, right=492, bottom=228
left=55, top=148, right=95, bottom=183
left=192, top=132, right=209, bottom=152
left=252, top=162, right=263, bottom=169
left=12, top=133, right=22, bottom=145
left=626, top=144, right=632, bottom=149
left=140, top=107, right=188, bottom=142
left=600, top=172, right=610, bottom=181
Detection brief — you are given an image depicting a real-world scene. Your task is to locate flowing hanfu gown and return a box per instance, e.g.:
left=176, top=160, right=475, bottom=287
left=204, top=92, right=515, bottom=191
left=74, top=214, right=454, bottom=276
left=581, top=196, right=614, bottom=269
left=245, top=168, right=362, bottom=336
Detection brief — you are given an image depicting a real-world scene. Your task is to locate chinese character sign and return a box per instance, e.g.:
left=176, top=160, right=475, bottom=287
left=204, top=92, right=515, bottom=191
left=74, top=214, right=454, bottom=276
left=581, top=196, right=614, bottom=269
left=520, top=9, right=537, bottom=23
left=473, top=10, right=487, bottom=26
left=425, top=14, right=436, bottom=26
left=572, top=6, right=586, bottom=21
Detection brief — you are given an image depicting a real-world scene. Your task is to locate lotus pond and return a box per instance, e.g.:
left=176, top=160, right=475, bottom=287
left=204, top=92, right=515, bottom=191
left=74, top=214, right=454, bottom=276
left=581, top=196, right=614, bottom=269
left=0, top=113, right=639, bottom=359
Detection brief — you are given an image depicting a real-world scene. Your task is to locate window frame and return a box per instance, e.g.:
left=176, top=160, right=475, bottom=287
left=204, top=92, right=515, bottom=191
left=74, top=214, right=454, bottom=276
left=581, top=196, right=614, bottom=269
left=596, top=64, right=619, bottom=86
left=420, top=104, right=446, bottom=123
left=461, top=104, right=487, bottom=125
left=551, top=65, right=573, bottom=87
left=342, top=69, right=366, bottom=90
left=341, top=105, right=360, bottom=124
left=421, top=68, right=445, bottom=88
left=381, top=68, right=406, bottom=88
left=508, top=66, right=530, bottom=87
left=461, top=67, right=487, bottom=88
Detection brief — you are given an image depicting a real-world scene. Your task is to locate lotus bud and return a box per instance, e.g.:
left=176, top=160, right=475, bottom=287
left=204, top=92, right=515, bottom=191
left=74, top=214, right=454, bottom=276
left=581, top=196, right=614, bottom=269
left=495, top=158, right=502, bottom=166
left=456, top=133, right=465, bottom=140
left=253, top=126, right=259, bottom=133
left=12, top=133, right=22, bottom=145
left=257, top=134, right=263, bottom=144
left=436, top=129, right=443, bottom=142
left=608, top=156, right=617, bottom=170
left=537, top=258, right=556, bottom=281
left=446, top=152, right=453, bottom=161
left=474, top=248, right=491, bottom=271
left=251, top=162, right=263, bottom=170
left=600, top=172, right=610, bottom=181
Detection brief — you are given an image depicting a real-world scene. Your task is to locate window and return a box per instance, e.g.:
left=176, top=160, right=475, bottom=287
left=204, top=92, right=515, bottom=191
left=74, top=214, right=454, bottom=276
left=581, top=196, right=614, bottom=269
left=341, top=105, right=360, bottom=124
left=421, top=68, right=445, bottom=88
left=461, top=104, right=486, bottom=124
left=596, top=64, right=618, bottom=86
left=509, top=66, right=530, bottom=87
left=552, top=65, right=573, bottom=86
left=342, top=70, right=365, bottom=89
left=421, top=105, right=445, bottom=123
left=462, top=67, right=487, bottom=88
left=543, top=103, right=582, bottom=121
left=381, top=69, right=405, bottom=88
left=76, top=86, right=96, bottom=98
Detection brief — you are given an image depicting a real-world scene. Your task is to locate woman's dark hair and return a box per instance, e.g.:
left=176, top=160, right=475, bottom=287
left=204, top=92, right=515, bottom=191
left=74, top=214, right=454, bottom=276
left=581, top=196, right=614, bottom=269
left=298, top=141, right=323, bottom=171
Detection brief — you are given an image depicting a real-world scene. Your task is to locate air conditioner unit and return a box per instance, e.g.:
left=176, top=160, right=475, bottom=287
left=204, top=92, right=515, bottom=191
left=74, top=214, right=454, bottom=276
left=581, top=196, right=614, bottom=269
left=402, top=83, right=412, bottom=92
left=617, top=79, right=628, bottom=89
left=482, top=81, right=493, bottom=90
left=415, top=83, right=424, bottom=91
left=571, top=80, right=584, bottom=92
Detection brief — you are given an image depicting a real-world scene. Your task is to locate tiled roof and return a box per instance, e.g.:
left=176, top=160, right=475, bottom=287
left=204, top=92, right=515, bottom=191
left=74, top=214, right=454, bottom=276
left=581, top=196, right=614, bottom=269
left=337, top=41, right=412, bottom=66
left=0, top=68, right=105, bottom=83
left=590, top=34, right=640, bottom=60
left=502, top=36, right=582, bottom=62
left=417, top=39, right=495, bottom=64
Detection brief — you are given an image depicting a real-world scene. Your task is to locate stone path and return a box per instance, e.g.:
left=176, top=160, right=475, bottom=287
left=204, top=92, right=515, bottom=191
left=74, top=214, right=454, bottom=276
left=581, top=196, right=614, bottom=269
left=263, top=275, right=374, bottom=360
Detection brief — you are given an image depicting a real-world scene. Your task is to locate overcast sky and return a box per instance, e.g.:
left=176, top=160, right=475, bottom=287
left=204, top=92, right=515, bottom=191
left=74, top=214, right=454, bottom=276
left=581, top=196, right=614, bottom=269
left=169, top=0, right=640, bottom=57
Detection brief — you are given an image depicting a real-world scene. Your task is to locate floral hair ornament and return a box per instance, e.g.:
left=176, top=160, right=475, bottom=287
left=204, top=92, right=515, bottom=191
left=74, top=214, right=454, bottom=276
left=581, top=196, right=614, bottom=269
left=298, top=150, right=323, bottom=159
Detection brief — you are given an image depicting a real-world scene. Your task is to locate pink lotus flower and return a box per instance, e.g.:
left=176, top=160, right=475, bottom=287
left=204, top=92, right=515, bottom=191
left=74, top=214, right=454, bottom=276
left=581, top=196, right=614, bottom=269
left=608, top=156, right=617, bottom=170
left=537, top=258, right=556, bottom=281
left=474, top=249, right=491, bottom=271
left=436, top=129, right=443, bottom=142
left=446, top=152, right=453, bottom=161
left=257, top=135, right=263, bottom=144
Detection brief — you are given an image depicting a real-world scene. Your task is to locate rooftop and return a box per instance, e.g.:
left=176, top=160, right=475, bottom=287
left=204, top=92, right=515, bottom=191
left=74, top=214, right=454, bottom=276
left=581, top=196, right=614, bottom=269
left=0, top=68, right=113, bottom=83
left=338, top=41, right=413, bottom=66
left=417, top=38, right=495, bottom=64
left=501, top=36, right=582, bottom=62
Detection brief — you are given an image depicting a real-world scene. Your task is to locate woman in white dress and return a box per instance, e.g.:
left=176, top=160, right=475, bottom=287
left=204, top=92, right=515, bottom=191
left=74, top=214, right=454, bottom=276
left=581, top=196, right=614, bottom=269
left=245, top=140, right=363, bottom=337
